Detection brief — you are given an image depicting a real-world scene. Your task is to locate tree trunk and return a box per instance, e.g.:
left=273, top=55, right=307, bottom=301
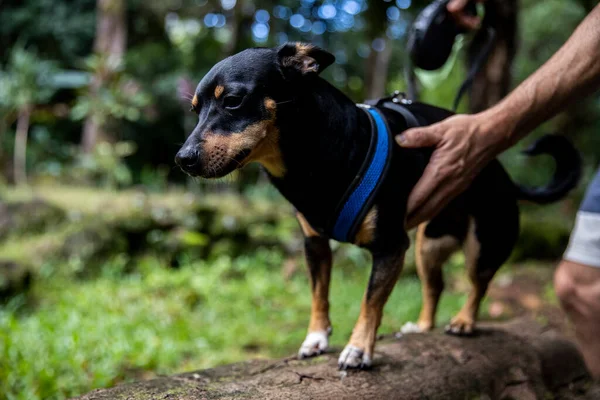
left=364, top=38, right=393, bottom=100
left=222, top=0, right=248, bottom=57
left=13, top=106, right=31, bottom=186
left=0, top=116, right=5, bottom=164
left=363, top=1, right=390, bottom=100
left=81, top=0, right=127, bottom=153
left=75, top=317, right=598, bottom=400
left=467, top=0, right=518, bottom=113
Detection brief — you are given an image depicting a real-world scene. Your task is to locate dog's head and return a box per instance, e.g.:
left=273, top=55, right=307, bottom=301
left=175, top=43, right=335, bottom=178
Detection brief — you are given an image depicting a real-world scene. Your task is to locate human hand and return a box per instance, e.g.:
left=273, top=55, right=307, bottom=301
left=396, top=113, right=508, bottom=229
left=447, top=0, right=484, bottom=30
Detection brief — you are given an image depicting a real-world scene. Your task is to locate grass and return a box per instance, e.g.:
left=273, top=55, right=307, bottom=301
left=0, top=247, right=468, bottom=400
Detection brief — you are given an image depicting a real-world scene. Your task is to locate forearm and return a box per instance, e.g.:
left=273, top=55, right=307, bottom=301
left=481, top=4, right=600, bottom=150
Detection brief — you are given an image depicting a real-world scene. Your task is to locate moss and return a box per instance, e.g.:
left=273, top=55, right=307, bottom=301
left=84, top=379, right=197, bottom=400
left=288, top=355, right=330, bottom=367
left=0, top=199, right=65, bottom=241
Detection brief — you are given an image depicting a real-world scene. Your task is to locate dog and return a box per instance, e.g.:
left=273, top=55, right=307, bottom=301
left=175, top=43, right=581, bottom=370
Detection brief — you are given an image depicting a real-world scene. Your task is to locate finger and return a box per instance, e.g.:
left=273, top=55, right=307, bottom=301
left=447, top=0, right=470, bottom=13
left=447, top=0, right=482, bottom=30
left=404, top=155, right=471, bottom=228
left=404, top=159, right=449, bottom=227
left=455, top=14, right=481, bottom=30
left=395, top=126, right=442, bottom=149
left=405, top=186, right=453, bottom=229
left=405, top=178, right=450, bottom=229
left=405, top=175, right=468, bottom=229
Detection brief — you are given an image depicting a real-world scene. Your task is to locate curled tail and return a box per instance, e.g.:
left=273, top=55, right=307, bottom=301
left=514, top=135, right=582, bottom=204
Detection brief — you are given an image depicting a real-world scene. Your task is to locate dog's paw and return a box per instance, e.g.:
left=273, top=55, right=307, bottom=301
left=416, top=319, right=435, bottom=332
left=445, top=316, right=475, bottom=336
left=298, top=330, right=329, bottom=359
left=337, top=345, right=371, bottom=370
left=400, top=321, right=424, bottom=334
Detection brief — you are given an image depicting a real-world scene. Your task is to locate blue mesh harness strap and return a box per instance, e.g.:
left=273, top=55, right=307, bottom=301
left=330, top=102, right=420, bottom=243
left=330, top=107, right=390, bottom=242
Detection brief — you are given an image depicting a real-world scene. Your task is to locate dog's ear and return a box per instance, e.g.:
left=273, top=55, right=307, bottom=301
left=277, top=43, right=335, bottom=77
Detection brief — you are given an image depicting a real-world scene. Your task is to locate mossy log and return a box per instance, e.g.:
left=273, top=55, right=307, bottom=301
left=75, top=317, right=598, bottom=400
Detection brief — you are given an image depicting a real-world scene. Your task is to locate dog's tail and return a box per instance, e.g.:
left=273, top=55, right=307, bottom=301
left=513, top=135, right=582, bottom=204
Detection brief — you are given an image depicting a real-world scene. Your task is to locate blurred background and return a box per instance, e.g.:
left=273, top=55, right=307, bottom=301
left=0, top=0, right=598, bottom=399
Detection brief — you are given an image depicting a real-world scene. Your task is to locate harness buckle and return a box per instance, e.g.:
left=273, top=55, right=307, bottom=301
left=364, top=90, right=412, bottom=108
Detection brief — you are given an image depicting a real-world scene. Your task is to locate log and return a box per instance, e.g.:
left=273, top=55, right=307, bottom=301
left=74, top=317, right=598, bottom=400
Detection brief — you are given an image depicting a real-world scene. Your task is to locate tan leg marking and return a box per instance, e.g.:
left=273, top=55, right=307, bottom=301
left=354, top=207, right=378, bottom=246
left=415, top=223, right=460, bottom=331
left=296, top=213, right=332, bottom=358
left=297, top=212, right=319, bottom=238
left=447, top=218, right=483, bottom=335
left=340, top=253, right=405, bottom=368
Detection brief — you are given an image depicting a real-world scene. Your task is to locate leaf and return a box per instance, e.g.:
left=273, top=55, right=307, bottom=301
left=180, top=231, right=209, bottom=247
left=70, top=101, right=90, bottom=121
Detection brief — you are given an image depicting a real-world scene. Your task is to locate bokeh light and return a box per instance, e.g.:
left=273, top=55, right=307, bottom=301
left=396, top=0, right=411, bottom=10
left=252, top=22, right=270, bottom=42
left=255, top=9, right=270, bottom=23
left=290, top=14, right=305, bottom=29
left=220, top=0, right=236, bottom=11
left=387, top=6, right=400, bottom=21
left=318, top=4, right=337, bottom=20
left=273, top=5, right=291, bottom=20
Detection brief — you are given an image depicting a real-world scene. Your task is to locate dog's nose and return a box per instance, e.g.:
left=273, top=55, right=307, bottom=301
left=175, top=147, right=199, bottom=169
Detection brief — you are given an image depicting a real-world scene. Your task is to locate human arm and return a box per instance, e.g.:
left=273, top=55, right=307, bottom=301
left=398, top=4, right=600, bottom=229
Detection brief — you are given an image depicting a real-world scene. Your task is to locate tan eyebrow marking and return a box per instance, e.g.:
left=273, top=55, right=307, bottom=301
left=295, top=42, right=314, bottom=56
left=191, top=94, right=199, bottom=109
left=214, top=85, right=224, bottom=99
left=264, top=98, right=276, bottom=112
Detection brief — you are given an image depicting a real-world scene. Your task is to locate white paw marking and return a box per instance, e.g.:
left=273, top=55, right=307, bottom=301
left=400, top=321, right=423, bottom=334
left=298, top=330, right=329, bottom=359
left=338, top=345, right=371, bottom=369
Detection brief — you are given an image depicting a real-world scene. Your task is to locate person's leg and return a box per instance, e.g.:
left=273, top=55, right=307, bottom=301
left=555, top=260, right=600, bottom=378
left=556, top=167, right=600, bottom=378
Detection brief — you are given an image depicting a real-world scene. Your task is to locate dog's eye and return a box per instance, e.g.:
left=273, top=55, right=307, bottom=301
left=223, top=95, right=243, bottom=109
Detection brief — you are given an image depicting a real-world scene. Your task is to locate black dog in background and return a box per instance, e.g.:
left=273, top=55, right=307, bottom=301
left=175, top=43, right=580, bottom=369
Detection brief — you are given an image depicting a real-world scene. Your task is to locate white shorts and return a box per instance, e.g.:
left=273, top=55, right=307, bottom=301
left=564, top=168, right=600, bottom=268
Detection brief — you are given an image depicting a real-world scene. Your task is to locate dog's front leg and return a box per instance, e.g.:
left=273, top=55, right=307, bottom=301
left=296, top=213, right=333, bottom=359
left=338, top=248, right=406, bottom=369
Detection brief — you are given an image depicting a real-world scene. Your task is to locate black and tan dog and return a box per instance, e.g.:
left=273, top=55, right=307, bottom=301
left=175, top=43, right=580, bottom=369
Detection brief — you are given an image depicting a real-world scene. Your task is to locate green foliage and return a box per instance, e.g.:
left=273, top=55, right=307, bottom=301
left=517, top=0, right=586, bottom=81
left=0, top=46, right=57, bottom=111
left=0, top=0, right=95, bottom=65
left=68, top=141, right=136, bottom=188
left=511, top=206, right=574, bottom=262
left=71, top=55, right=151, bottom=125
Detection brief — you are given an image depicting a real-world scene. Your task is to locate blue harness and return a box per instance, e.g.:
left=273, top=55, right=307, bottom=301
left=330, top=99, right=419, bottom=243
